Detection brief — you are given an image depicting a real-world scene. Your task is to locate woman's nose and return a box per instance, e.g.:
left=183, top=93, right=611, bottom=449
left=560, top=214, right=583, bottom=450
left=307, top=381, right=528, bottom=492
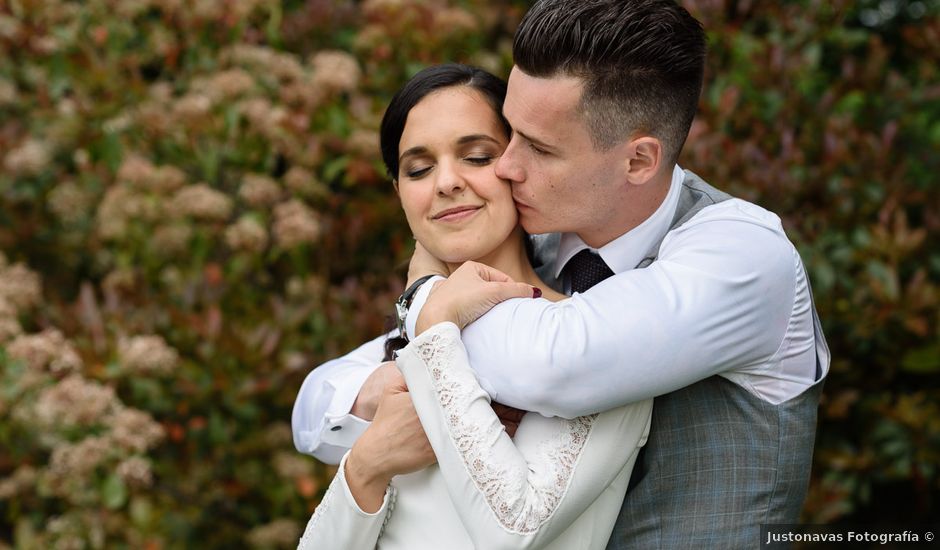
left=435, top=160, right=465, bottom=196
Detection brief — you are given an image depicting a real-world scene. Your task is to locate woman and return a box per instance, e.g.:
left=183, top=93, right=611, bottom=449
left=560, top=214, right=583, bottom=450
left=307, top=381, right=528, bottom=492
left=297, top=64, right=652, bottom=550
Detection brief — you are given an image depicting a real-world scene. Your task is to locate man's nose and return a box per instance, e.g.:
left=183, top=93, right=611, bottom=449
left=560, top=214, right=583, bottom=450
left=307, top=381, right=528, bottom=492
left=495, top=138, right=524, bottom=183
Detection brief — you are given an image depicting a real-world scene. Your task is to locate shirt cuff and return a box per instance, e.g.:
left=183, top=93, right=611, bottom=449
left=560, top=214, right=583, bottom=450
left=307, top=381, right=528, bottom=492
left=295, top=364, right=377, bottom=458
left=318, top=364, right=376, bottom=447
left=404, top=275, right=445, bottom=340
left=322, top=413, right=371, bottom=447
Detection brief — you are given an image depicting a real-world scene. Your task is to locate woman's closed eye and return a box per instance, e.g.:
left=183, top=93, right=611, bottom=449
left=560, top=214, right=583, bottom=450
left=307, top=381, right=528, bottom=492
left=462, top=145, right=501, bottom=166
left=405, top=164, right=433, bottom=179
left=465, top=154, right=494, bottom=165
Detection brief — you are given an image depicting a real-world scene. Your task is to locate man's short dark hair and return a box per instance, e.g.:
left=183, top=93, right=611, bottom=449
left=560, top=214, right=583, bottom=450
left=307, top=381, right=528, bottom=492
left=513, top=0, right=706, bottom=165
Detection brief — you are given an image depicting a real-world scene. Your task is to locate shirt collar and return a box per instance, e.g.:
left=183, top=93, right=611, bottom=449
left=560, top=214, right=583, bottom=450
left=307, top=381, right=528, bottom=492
left=553, top=164, right=685, bottom=277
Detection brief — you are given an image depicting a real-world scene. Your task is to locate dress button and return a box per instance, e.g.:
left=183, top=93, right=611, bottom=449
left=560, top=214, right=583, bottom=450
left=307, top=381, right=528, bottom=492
left=330, top=426, right=342, bottom=431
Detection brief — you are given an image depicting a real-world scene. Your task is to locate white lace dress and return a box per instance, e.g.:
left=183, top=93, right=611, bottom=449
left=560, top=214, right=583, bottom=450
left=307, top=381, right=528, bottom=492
left=298, top=322, right=653, bottom=550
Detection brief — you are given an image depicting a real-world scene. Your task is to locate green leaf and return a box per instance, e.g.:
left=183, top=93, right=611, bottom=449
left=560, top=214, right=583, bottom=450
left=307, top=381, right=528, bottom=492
left=835, top=91, right=865, bottom=116
left=865, top=261, right=899, bottom=301
left=322, top=156, right=349, bottom=185
left=130, top=496, right=154, bottom=528
left=100, top=131, right=124, bottom=172
left=102, top=473, right=128, bottom=509
left=901, top=345, right=940, bottom=374
left=209, top=410, right=228, bottom=444
left=49, top=53, right=70, bottom=99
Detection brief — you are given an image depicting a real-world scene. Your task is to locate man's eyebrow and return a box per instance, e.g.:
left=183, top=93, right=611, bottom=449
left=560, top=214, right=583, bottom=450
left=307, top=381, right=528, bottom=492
left=514, top=129, right=554, bottom=151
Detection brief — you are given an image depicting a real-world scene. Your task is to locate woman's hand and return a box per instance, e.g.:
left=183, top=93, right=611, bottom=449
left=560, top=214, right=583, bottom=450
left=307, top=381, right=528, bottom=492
left=415, top=261, right=540, bottom=334
left=344, top=367, right=436, bottom=512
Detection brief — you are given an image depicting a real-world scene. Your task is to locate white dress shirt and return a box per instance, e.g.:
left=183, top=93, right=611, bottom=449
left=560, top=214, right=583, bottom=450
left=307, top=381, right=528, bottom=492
left=292, top=165, right=822, bottom=461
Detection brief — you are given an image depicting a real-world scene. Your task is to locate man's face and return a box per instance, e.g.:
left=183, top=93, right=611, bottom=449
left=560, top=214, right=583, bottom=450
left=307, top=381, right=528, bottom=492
left=495, top=67, right=631, bottom=247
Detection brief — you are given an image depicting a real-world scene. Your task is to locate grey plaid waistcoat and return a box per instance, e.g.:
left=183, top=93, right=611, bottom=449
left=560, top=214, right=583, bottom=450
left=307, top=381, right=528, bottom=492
left=532, top=171, right=828, bottom=549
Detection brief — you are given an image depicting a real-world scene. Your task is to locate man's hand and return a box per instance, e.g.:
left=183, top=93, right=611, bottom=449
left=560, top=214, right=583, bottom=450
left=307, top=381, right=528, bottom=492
left=492, top=402, right=526, bottom=438
left=406, top=241, right=449, bottom=288
left=350, top=361, right=398, bottom=421
left=344, top=367, right=436, bottom=512
left=416, top=261, right=540, bottom=334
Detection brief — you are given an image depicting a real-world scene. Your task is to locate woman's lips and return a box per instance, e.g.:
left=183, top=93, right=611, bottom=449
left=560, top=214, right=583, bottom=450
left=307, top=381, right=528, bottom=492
left=432, top=205, right=482, bottom=222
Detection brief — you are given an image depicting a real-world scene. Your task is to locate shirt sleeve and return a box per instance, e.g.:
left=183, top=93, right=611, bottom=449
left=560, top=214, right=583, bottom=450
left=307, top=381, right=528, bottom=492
left=292, top=332, right=390, bottom=463
left=396, top=322, right=653, bottom=550
left=406, top=211, right=799, bottom=418
left=297, top=451, right=395, bottom=550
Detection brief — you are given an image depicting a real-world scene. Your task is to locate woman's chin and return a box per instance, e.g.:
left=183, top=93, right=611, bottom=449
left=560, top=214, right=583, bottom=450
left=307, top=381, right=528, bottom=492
left=440, top=255, right=473, bottom=266
left=421, top=245, right=474, bottom=266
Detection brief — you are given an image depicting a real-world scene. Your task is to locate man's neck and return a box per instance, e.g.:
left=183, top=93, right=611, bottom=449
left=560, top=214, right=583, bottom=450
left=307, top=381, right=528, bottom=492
left=578, top=168, right=674, bottom=249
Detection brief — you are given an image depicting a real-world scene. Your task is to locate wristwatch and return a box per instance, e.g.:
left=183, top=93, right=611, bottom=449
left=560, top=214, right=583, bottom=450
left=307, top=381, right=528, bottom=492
left=395, top=275, right=436, bottom=341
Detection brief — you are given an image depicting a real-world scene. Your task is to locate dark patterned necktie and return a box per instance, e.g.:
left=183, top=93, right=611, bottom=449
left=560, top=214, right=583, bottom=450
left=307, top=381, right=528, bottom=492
left=564, top=249, right=615, bottom=294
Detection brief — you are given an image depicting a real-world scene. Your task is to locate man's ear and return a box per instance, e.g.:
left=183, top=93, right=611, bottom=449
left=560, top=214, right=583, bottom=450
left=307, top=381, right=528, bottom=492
left=625, top=137, right=662, bottom=186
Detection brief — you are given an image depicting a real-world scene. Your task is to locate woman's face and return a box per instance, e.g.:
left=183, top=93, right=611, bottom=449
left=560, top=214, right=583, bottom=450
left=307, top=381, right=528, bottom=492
left=396, top=86, right=516, bottom=265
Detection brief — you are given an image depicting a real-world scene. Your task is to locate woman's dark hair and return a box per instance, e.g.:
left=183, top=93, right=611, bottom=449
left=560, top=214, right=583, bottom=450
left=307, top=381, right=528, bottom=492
left=379, top=64, right=511, bottom=360
left=379, top=63, right=510, bottom=180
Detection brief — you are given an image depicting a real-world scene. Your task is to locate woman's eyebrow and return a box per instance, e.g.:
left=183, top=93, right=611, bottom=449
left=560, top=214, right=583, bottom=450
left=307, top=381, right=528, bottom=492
left=399, top=134, right=501, bottom=164
left=398, top=145, right=429, bottom=164
left=456, top=134, right=501, bottom=146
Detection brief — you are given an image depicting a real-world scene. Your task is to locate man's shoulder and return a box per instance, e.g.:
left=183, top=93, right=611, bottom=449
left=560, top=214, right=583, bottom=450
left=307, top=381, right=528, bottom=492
left=679, top=197, right=786, bottom=236
left=661, top=196, right=797, bottom=270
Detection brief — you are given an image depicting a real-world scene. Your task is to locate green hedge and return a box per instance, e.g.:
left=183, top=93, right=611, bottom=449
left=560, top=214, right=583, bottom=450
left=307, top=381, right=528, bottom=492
left=0, top=0, right=937, bottom=547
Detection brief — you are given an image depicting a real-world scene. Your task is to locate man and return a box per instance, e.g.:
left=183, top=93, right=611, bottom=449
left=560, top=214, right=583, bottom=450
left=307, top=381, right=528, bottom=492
left=293, top=0, right=829, bottom=547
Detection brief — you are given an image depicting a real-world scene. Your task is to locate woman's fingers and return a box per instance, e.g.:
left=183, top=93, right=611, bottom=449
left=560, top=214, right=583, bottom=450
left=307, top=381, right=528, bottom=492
left=417, top=262, right=540, bottom=332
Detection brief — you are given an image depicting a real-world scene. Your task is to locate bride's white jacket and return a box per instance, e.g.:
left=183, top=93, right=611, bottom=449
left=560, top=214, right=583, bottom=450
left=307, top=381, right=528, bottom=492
left=298, top=322, right=652, bottom=550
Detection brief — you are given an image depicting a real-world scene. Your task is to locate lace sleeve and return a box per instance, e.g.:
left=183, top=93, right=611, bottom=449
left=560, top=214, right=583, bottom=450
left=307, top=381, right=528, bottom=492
left=297, top=451, right=395, bottom=550
left=396, top=322, right=653, bottom=549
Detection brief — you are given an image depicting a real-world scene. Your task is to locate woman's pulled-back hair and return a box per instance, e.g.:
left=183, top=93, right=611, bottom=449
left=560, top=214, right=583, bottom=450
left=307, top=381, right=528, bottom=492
left=379, top=63, right=510, bottom=180
left=513, top=0, right=706, bottom=165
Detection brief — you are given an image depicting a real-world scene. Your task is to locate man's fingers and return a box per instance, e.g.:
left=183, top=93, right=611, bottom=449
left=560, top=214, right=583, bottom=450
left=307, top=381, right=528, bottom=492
left=381, top=365, right=408, bottom=394
left=492, top=402, right=526, bottom=423
left=351, top=362, right=400, bottom=420
left=408, top=241, right=449, bottom=286
left=492, top=402, right=525, bottom=439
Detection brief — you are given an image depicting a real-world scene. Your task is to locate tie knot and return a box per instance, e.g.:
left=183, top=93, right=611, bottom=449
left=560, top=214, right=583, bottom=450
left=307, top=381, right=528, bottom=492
left=564, top=249, right=614, bottom=294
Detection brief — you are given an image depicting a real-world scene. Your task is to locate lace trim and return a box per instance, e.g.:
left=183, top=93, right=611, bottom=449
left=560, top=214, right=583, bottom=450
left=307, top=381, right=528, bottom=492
left=377, top=485, right=397, bottom=539
left=297, top=471, right=339, bottom=549
left=297, top=459, right=395, bottom=549
left=415, top=329, right=597, bottom=534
